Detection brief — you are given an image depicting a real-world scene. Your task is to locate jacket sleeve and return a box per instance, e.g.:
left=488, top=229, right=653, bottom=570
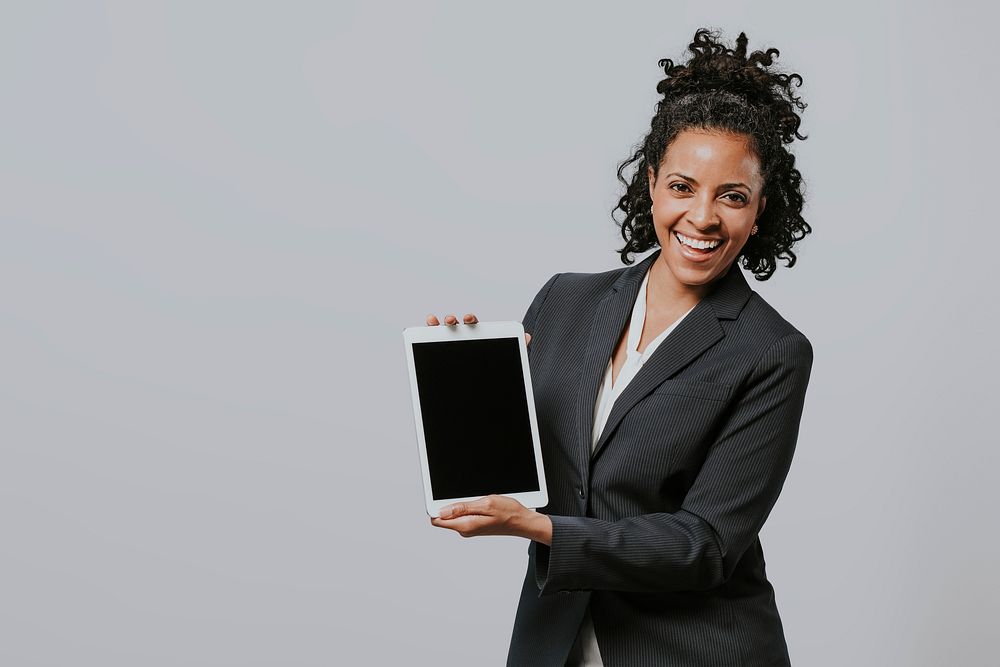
left=533, top=330, right=814, bottom=596
left=521, top=273, right=561, bottom=344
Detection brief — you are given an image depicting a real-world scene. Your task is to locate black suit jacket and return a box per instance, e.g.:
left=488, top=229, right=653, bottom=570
left=506, top=249, right=814, bottom=667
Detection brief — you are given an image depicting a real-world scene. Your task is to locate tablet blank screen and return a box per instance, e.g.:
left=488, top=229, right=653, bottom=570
left=412, top=337, right=540, bottom=500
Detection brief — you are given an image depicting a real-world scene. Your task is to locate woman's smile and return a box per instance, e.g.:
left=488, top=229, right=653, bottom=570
left=673, top=230, right=726, bottom=262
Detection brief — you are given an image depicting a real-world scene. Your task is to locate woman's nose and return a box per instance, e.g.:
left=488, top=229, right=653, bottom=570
left=685, top=195, right=719, bottom=229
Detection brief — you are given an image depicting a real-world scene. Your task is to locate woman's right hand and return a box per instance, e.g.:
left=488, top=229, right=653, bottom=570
left=425, top=312, right=531, bottom=346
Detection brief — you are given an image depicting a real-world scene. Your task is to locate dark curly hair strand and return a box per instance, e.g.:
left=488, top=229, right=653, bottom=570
left=613, top=28, right=811, bottom=280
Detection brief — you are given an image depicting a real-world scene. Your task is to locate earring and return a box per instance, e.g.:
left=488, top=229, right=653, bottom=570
left=751, top=225, right=758, bottom=235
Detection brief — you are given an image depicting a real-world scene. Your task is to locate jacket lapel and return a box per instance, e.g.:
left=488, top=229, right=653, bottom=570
left=576, top=248, right=754, bottom=470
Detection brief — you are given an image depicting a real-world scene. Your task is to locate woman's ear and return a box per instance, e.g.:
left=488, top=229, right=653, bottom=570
left=647, top=165, right=656, bottom=201
left=756, top=195, right=767, bottom=220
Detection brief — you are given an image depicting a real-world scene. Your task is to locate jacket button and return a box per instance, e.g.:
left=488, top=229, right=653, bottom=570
left=577, top=487, right=585, bottom=499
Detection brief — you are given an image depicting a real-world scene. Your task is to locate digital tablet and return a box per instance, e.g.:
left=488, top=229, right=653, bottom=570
left=402, top=320, right=549, bottom=518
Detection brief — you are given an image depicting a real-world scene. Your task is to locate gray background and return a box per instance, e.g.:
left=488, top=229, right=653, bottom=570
left=2, top=1, right=996, bottom=665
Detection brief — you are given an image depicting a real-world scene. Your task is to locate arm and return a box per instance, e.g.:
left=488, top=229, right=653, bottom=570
left=533, top=331, right=815, bottom=596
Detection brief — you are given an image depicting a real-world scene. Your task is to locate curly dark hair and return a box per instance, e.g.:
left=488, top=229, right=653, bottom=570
left=612, top=28, right=810, bottom=280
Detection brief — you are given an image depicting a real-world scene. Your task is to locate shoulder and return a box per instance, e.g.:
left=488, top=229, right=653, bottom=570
left=521, top=264, right=625, bottom=336
left=543, top=264, right=627, bottom=304
left=736, top=289, right=813, bottom=367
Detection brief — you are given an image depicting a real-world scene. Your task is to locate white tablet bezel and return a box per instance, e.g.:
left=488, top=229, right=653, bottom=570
left=402, top=320, right=549, bottom=518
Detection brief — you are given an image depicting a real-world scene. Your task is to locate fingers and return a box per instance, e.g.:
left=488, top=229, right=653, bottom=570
left=438, top=494, right=496, bottom=519
left=425, top=313, right=479, bottom=326
left=430, top=514, right=486, bottom=537
left=439, top=502, right=464, bottom=519
left=440, top=499, right=479, bottom=518
left=429, top=495, right=519, bottom=538
left=525, top=333, right=532, bottom=346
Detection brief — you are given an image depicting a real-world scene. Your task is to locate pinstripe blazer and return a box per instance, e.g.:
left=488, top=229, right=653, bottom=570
left=506, top=248, right=814, bottom=667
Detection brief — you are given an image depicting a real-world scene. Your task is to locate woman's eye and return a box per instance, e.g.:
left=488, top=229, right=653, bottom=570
left=669, top=183, right=691, bottom=193
left=724, top=193, right=748, bottom=203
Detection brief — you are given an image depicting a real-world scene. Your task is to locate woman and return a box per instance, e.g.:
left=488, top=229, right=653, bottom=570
left=427, top=28, right=813, bottom=667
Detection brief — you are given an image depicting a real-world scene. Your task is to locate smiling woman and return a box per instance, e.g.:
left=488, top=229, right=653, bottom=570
left=614, top=43, right=810, bottom=285
left=641, top=129, right=769, bottom=313
left=424, top=27, right=815, bottom=667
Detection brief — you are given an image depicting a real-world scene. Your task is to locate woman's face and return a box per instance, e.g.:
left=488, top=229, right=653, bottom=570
left=647, top=129, right=767, bottom=295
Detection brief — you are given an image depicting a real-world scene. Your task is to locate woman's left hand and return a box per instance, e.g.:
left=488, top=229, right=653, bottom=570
left=430, top=494, right=552, bottom=545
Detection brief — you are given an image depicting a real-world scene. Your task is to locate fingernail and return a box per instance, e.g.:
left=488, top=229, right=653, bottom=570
left=440, top=506, right=452, bottom=518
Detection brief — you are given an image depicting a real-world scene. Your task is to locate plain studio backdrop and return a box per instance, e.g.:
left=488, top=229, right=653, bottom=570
left=2, top=1, right=997, bottom=665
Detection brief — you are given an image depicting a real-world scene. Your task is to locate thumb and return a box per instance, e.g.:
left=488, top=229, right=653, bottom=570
left=525, top=333, right=532, bottom=346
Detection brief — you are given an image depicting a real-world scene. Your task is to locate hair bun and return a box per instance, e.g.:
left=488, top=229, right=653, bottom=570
left=655, top=28, right=806, bottom=145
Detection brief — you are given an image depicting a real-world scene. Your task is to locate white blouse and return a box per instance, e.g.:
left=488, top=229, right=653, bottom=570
left=565, top=263, right=697, bottom=667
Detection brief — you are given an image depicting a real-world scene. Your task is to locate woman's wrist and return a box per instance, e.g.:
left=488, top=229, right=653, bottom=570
left=519, top=511, right=553, bottom=546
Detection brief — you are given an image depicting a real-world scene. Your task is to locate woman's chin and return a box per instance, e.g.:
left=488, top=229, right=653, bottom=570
left=667, top=253, right=733, bottom=286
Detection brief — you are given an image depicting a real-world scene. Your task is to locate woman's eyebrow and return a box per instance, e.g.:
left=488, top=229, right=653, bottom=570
left=665, top=172, right=753, bottom=194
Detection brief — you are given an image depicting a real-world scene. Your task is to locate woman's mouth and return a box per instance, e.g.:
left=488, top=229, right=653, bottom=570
left=673, top=231, right=725, bottom=262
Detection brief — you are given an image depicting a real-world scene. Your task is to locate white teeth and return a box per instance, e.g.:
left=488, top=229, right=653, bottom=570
left=675, top=232, right=722, bottom=249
